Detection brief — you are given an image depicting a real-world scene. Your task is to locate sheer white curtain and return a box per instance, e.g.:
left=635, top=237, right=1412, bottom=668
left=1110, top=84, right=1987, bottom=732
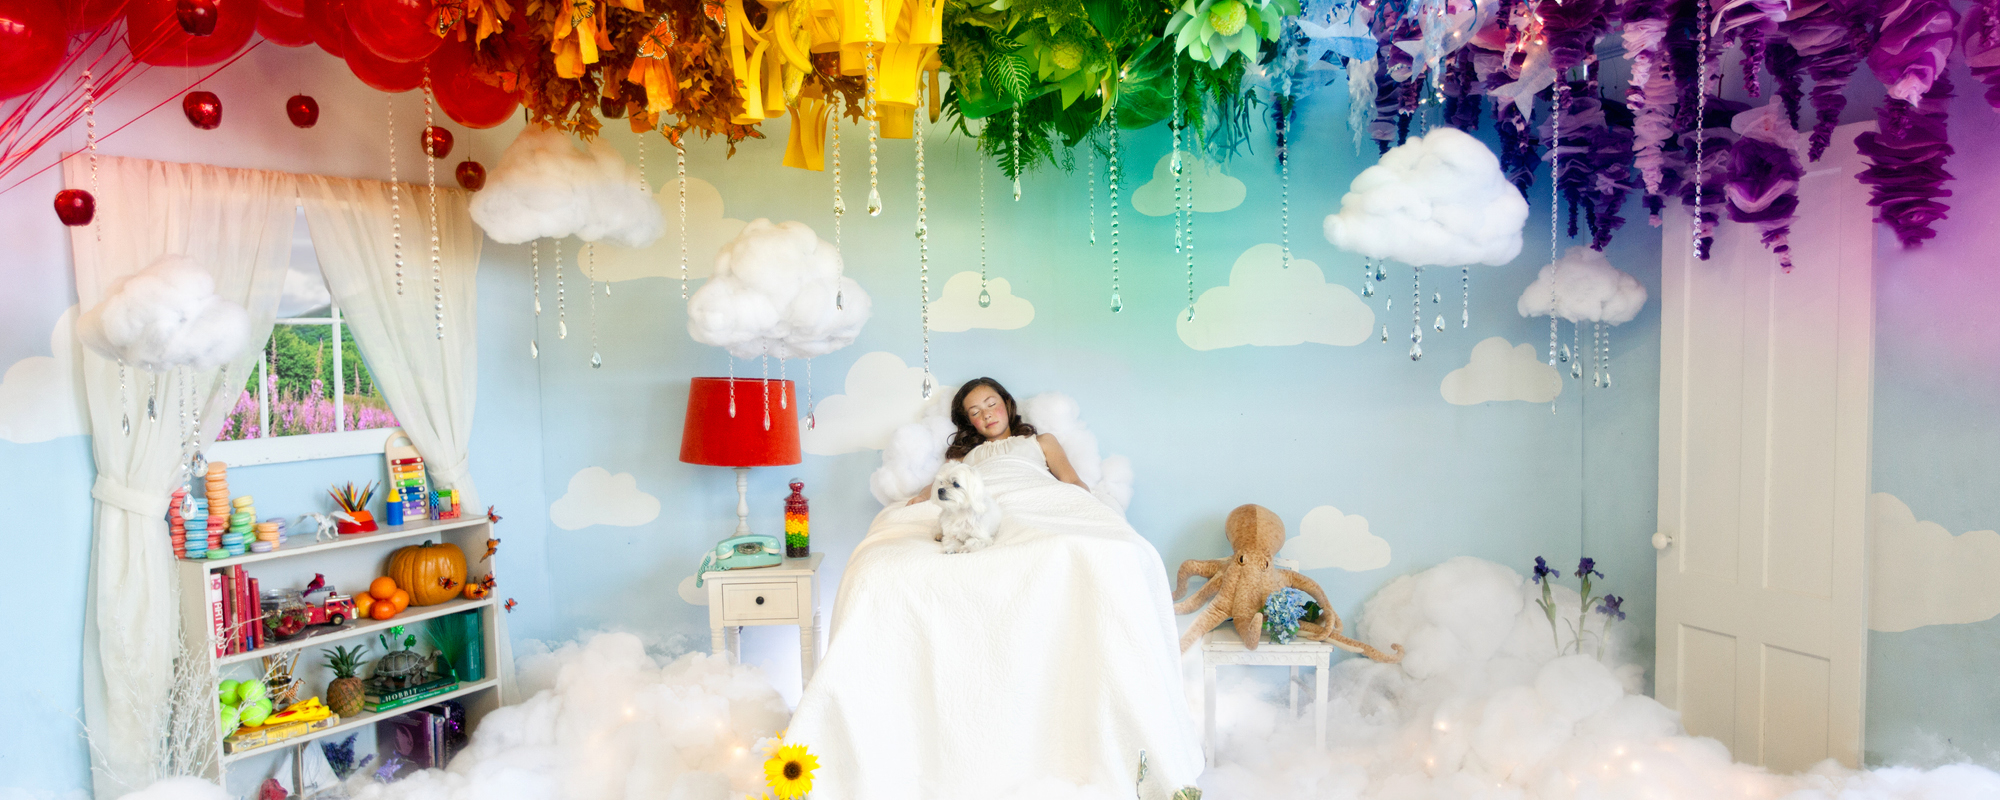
left=65, top=156, right=296, bottom=795
left=297, top=175, right=482, bottom=508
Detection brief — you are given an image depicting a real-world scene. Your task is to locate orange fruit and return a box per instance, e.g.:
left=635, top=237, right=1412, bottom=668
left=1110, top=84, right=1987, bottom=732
left=370, top=600, right=397, bottom=620
left=389, top=589, right=411, bottom=612
left=369, top=577, right=398, bottom=600
left=353, top=593, right=375, bottom=617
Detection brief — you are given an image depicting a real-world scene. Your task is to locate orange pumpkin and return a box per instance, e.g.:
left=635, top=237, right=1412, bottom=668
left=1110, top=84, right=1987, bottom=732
left=385, top=540, right=467, bottom=606
left=462, top=581, right=490, bottom=600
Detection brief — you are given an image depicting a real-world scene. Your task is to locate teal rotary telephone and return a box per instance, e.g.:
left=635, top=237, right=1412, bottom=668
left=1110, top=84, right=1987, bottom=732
left=695, top=534, right=783, bottom=587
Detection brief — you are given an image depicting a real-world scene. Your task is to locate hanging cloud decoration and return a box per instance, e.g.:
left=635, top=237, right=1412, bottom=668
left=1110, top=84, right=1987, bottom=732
left=468, top=125, right=663, bottom=247
left=1515, top=246, right=1648, bottom=324
left=76, top=255, right=251, bottom=373
left=688, top=219, right=871, bottom=360
left=1323, top=127, right=1530, bottom=267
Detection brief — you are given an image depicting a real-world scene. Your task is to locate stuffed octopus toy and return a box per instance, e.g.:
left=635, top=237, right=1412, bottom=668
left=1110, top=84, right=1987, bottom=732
left=1174, top=504, right=1404, bottom=663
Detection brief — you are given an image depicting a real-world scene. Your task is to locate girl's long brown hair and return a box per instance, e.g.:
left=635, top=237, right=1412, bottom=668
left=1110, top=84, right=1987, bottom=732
left=944, top=377, right=1036, bottom=460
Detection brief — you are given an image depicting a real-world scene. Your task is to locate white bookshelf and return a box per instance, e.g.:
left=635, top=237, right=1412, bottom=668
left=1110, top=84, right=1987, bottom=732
left=174, top=515, right=505, bottom=782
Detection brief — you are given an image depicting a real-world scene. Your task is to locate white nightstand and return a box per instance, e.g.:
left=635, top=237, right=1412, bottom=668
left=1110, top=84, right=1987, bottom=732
left=704, top=552, right=823, bottom=685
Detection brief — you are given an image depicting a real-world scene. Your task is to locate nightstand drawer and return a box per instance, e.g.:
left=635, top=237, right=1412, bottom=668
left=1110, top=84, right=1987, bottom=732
left=719, top=583, right=799, bottom=622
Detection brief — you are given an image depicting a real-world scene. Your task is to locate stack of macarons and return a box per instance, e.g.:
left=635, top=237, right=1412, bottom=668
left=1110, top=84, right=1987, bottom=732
left=168, top=486, right=190, bottom=558
left=251, top=516, right=284, bottom=553
left=223, top=495, right=255, bottom=556
left=182, top=496, right=210, bottom=559
left=204, top=463, right=230, bottom=558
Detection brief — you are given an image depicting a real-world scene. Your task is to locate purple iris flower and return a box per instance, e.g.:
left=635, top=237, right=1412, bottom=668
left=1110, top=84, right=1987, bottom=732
left=1575, top=557, right=1603, bottom=579
left=1597, top=594, right=1626, bottom=621
left=1532, top=557, right=1558, bottom=584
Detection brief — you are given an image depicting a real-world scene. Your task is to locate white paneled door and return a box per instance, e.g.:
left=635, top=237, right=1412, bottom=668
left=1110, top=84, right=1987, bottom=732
left=1654, top=121, right=1874, bottom=771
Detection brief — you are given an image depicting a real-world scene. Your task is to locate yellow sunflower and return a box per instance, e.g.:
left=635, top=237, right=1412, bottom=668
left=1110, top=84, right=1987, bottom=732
left=763, top=743, right=819, bottom=799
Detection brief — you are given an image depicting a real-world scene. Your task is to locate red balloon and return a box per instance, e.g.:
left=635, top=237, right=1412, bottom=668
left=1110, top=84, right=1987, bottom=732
left=64, top=0, right=132, bottom=32
left=259, top=0, right=302, bottom=17
left=286, top=93, right=318, bottom=126
left=0, top=0, right=68, bottom=101
left=54, top=189, right=96, bottom=226
left=304, top=0, right=345, bottom=57
left=346, top=0, right=441, bottom=63
left=183, top=90, right=223, bottom=129
left=428, top=33, right=518, bottom=128
left=177, top=0, right=217, bottom=34
left=454, top=160, right=485, bottom=191
left=127, top=0, right=255, bottom=66
left=342, top=21, right=421, bottom=91
left=255, top=0, right=311, bottom=45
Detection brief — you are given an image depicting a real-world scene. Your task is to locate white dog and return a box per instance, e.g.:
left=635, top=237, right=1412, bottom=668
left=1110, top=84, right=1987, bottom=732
left=932, top=462, right=1010, bottom=554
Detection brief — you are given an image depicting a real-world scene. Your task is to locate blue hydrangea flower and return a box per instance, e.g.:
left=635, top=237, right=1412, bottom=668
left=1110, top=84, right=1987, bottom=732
left=1596, top=594, right=1626, bottom=621
left=1262, top=588, right=1311, bottom=644
left=1532, top=556, right=1558, bottom=584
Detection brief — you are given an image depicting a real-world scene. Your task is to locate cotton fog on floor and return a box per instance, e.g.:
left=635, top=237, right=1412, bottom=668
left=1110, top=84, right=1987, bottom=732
left=201, top=558, right=1998, bottom=800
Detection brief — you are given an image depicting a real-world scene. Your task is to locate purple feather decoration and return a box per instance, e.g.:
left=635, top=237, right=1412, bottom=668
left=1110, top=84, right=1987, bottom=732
left=1856, top=76, right=1956, bottom=247
left=1708, top=0, right=1787, bottom=96
left=1723, top=104, right=1804, bottom=271
left=1765, top=41, right=1806, bottom=128
left=1784, top=0, right=1881, bottom=161
left=1869, top=0, right=1959, bottom=104
left=1550, top=82, right=1640, bottom=250
left=1622, top=0, right=1679, bottom=216
left=1959, top=0, right=2000, bottom=111
left=1539, top=0, right=1614, bottom=72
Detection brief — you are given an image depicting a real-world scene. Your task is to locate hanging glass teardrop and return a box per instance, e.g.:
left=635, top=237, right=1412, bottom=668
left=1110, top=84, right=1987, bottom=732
left=1561, top=344, right=1571, bottom=362
left=1573, top=361, right=1584, bottom=379
left=604, top=282, right=612, bottom=296
left=1462, top=307, right=1469, bottom=328
left=534, top=297, right=542, bottom=314
left=867, top=186, right=883, bottom=216
left=558, top=320, right=568, bottom=339
left=1386, top=297, right=1394, bottom=311
left=147, top=394, right=157, bottom=420
left=121, top=413, right=130, bottom=434
left=921, top=375, right=934, bottom=399
left=1432, top=292, right=1440, bottom=304
left=805, top=412, right=817, bottom=430
left=1375, top=267, right=1387, bottom=281
left=1110, top=294, right=1123, bottom=313
left=1409, top=342, right=1424, bottom=360
left=1434, top=315, right=1444, bottom=332
left=1601, top=372, right=1613, bottom=388
left=530, top=340, right=539, bottom=358
left=1362, top=283, right=1375, bottom=297
left=978, top=289, right=992, bottom=308
left=591, top=352, right=603, bottom=369
left=1186, top=306, right=1196, bottom=322
left=1381, top=325, right=1389, bottom=343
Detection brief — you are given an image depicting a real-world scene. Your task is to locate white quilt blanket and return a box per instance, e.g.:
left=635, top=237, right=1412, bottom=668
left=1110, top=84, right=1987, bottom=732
left=784, top=465, right=1201, bottom=799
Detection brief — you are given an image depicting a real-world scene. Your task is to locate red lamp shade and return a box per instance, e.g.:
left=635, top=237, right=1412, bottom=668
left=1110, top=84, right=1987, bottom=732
left=680, top=378, right=801, bottom=467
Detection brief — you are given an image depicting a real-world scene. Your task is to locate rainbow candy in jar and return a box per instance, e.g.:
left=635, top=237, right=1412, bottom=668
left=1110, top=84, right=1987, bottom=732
left=784, top=479, right=809, bottom=559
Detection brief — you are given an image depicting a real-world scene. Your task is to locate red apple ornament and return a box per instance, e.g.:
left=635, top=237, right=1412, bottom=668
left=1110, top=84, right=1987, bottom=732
left=184, top=90, right=222, bottom=128
left=286, top=94, right=318, bottom=127
left=454, top=160, right=485, bottom=191
left=177, top=0, right=217, bottom=34
left=128, top=0, right=256, bottom=66
left=421, top=125, right=452, bottom=159
left=54, top=189, right=96, bottom=226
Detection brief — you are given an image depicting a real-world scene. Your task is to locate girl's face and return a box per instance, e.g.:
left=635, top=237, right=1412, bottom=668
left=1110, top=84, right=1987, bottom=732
left=962, top=385, right=1011, bottom=440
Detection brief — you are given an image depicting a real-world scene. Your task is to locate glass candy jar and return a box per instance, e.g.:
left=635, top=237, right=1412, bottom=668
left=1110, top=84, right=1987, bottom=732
left=784, top=479, right=809, bottom=558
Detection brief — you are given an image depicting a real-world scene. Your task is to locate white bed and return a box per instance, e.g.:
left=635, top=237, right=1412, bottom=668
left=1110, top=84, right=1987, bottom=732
left=783, top=436, right=1203, bottom=800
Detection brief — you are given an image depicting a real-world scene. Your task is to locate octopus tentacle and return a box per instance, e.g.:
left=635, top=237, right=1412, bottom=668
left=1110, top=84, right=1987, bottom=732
left=1173, top=571, right=1228, bottom=615
left=1280, top=570, right=1342, bottom=632
left=1179, top=602, right=1232, bottom=651
left=1299, top=620, right=1406, bottom=663
left=1173, top=558, right=1228, bottom=600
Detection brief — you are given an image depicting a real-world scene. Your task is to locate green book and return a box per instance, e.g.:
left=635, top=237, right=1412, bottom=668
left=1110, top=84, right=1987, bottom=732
left=364, top=674, right=455, bottom=703
left=362, top=681, right=459, bottom=713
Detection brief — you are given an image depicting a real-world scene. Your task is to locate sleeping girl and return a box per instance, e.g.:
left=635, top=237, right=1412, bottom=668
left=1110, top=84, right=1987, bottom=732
left=905, top=377, right=1087, bottom=504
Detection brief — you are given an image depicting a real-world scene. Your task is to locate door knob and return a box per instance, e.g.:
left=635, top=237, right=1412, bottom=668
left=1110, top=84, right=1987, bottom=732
left=1652, top=531, right=1673, bottom=550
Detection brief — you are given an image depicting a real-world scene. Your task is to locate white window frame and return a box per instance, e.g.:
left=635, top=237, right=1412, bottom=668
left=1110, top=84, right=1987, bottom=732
left=205, top=304, right=402, bottom=467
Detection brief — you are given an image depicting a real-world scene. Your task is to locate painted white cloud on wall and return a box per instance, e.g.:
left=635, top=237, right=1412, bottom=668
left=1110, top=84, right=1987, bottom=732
left=1131, top=151, right=1247, bottom=216
left=549, top=467, right=662, bottom=531
left=1441, top=337, right=1562, bottom=405
left=0, top=306, right=88, bottom=443
left=576, top=175, right=746, bottom=283
left=1176, top=244, right=1375, bottom=351
left=930, top=272, right=1034, bottom=332
left=1869, top=492, right=2000, bottom=632
left=1282, top=505, right=1392, bottom=571
left=801, top=351, right=934, bottom=456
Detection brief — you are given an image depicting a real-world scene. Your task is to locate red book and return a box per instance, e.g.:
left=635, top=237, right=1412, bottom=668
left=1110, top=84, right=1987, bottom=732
left=233, top=566, right=252, bottom=653
left=207, top=572, right=225, bottom=658
left=247, top=577, right=264, bottom=650
left=220, top=569, right=236, bottom=655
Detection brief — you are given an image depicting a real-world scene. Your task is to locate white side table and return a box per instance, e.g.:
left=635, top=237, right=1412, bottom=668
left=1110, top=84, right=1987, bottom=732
left=704, top=553, right=823, bottom=686
left=1199, top=627, right=1334, bottom=764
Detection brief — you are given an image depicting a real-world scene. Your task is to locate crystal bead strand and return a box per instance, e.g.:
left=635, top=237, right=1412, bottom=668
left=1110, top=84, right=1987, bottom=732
left=779, top=357, right=787, bottom=410
left=84, top=69, right=100, bottom=246
left=1548, top=81, right=1563, bottom=373
left=1010, top=101, right=1022, bottom=201
left=1279, top=71, right=1290, bottom=267
left=1171, top=55, right=1184, bottom=254
left=1601, top=323, right=1612, bottom=387
left=678, top=140, right=690, bottom=299
left=1693, top=0, right=1711, bottom=260
left=1461, top=266, right=1470, bottom=328
left=804, top=358, right=817, bottom=429
left=1362, top=260, right=1376, bottom=297
left=530, top=241, right=541, bottom=358
left=832, top=105, right=847, bottom=310
left=1086, top=132, right=1096, bottom=245
left=118, top=362, right=129, bottom=434
left=587, top=243, right=602, bottom=368
left=424, top=70, right=444, bottom=338
left=389, top=98, right=403, bottom=295
left=761, top=354, right=771, bottom=430
left=555, top=240, right=567, bottom=339
left=1184, top=167, right=1196, bottom=322
left=978, top=160, right=990, bottom=307
left=866, top=46, right=883, bottom=216
left=915, top=85, right=933, bottom=398
left=1572, top=321, right=1584, bottom=379
left=1410, top=267, right=1424, bottom=360
left=728, top=356, right=736, bottom=417
left=1108, top=102, right=1122, bottom=313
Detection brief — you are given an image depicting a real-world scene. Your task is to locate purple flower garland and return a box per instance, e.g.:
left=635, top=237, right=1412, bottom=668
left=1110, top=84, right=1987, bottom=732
left=1723, top=104, right=1805, bottom=271
left=1959, top=0, right=2000, bottom=111
left=1783, top=0, right=1882, bottom=161
left=1858, top=0, right=1959, bottom=247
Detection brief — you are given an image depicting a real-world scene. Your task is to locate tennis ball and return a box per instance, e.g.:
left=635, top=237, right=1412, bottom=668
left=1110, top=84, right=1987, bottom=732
left=218, top=680, right=240, bottom=706
left=240, top=699, right=273, bottom=727
left=219, top=705, right=241, bottom=735
left=237, top=680, right=268, bottom=703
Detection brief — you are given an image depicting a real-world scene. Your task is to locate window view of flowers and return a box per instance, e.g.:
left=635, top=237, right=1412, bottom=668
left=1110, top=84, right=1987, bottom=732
left=217, top=317, right=398, bottom=441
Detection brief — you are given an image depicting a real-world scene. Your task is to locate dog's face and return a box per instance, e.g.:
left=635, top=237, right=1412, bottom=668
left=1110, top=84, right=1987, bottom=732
left=932, top=462, right=985, bottom=510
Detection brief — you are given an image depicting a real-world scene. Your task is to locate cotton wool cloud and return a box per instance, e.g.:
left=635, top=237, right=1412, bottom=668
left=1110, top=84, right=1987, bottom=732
left=76, top=255, right=252, bottom=373
left=1517, top=246, right=1648, bottom=324
left=468, top=126, right=663, bottom=247
left=1323, top=127, right=1529, bottom=267
left=688, top=219, right=871, bottom=360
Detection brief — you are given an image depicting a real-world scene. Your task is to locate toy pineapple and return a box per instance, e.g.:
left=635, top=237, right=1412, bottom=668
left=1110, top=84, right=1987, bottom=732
left=784, top=479, right=809, bottom=558
left=322, top=644, right=369, bottom=717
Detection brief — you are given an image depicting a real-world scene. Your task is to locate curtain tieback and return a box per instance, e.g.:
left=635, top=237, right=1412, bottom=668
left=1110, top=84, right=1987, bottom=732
left=93, top=475, right=171, bottom=518
left=431, top=457, right=473, bottom=491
